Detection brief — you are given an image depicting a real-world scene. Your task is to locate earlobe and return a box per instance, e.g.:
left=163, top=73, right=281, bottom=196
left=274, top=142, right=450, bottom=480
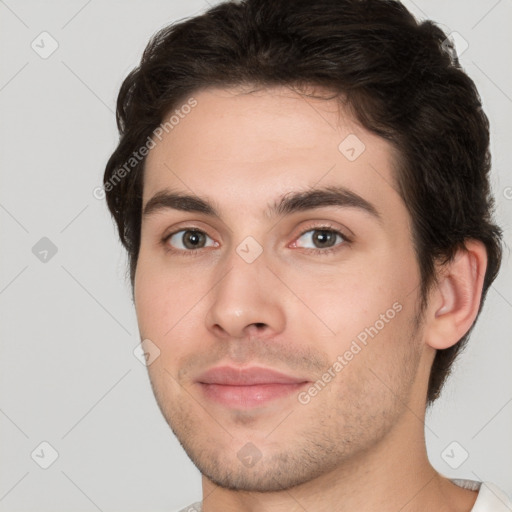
left=425, top=240, right=488, bottom=350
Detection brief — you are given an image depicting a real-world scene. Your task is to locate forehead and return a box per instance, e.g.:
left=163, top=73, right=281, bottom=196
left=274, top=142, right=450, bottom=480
left=142, top=86, right=402, bottom=220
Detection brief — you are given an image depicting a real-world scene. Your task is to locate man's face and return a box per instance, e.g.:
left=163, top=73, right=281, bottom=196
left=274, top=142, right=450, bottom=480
left=135, top=86, right=429, bottom=492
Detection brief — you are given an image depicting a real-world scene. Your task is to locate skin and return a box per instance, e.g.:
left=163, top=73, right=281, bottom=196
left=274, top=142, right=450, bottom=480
left=134, top=86, right=487, bottom=512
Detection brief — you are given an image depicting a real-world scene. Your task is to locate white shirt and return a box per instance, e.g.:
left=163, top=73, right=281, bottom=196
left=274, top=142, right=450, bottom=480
left=452, top=479, right=512, bottom=511
left=176, top=480, right=512, bottom=511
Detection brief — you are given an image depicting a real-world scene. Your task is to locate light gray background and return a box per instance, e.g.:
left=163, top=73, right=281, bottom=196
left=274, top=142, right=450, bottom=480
left=0, top=1, right=511, bottom=511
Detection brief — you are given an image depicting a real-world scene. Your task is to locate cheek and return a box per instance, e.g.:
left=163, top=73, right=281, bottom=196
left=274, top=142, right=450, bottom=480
left=134, top=257, right=224, bottom=387
left=323, top=301, right=420, bottom=409
left=277, top=259, right=406, bottom=343
left=134, top=255, right=207, bottom=337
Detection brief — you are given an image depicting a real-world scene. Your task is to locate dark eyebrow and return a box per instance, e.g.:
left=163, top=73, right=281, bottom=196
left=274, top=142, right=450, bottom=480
left=142, top=186, right=382, bottom=224
left=269, top=186, right=382, bottom=223
left=143, top=189, right=220, bottom=218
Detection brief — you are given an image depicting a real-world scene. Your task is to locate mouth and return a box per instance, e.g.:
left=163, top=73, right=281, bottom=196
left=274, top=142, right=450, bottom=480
left=196, top=365, right=310, bottom=409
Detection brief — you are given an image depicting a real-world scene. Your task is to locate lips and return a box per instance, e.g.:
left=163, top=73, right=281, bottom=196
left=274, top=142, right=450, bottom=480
left=197, top=366, right=308, bottom=385
left=196, top=366, right=310, bottom=408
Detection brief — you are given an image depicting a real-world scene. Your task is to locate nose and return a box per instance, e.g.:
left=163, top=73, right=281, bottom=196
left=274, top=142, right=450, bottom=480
left=204, top=249, right=286, bottom=340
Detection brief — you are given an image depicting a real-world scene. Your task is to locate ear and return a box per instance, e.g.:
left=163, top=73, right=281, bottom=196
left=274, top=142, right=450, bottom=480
left=424, top=240, right=488, bottom=350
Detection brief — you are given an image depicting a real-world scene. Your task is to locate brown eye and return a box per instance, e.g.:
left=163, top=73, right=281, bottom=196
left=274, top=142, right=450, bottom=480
left=165, top=229, right=215, bottom=251
left=312, top=230, right=338, bottom=248
left=295, top=228, right=346, bottom=250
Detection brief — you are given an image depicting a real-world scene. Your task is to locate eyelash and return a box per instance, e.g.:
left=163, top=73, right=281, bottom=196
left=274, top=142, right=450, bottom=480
left=161, top=224, right=352, bottom=257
